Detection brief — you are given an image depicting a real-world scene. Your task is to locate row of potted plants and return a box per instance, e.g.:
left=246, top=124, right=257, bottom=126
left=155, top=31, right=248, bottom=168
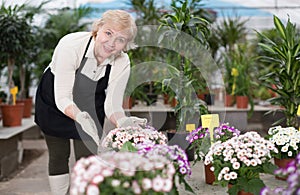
left=185, top=121, right=300, bottom=195
left=0, top=2, right=93, bottom=127
left=70, top=119, right=300, bottom=195
left=71, top=124, right=194, bottom=194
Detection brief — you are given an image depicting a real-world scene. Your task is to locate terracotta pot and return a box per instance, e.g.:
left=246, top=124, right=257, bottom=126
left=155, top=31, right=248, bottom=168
left=16, top=97, right=33, bottom=118
left=236, top=96, right=248, bottom=109
left=224, top=94, right=235, bottom=107
left=197, top=93, right=205, bottom=101
left=204, top=93, right=215, bottom=105
left=228, top=184, right=254, bottom=195
left=163, top=94, right=169, bottom=104
left=204, top=163, right=215, bottom=184
left=274, top=157, right=294, bottom=180
left=170, top=97, right=177, bottom=108
left=1, top=103, right=24, bottom=127
left=122, top=96, right=133, bottom=109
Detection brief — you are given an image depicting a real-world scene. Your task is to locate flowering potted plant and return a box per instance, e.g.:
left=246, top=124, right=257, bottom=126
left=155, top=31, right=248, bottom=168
left=136, top=142, right=193, bottom=193
left=204, top=131, right=278, bottom=195
left=101, top=125, right=167, bottom=151
left=267, top=126, right=300, bottom=159
left=186, top=123, right=241, bottom=163
left=70, top=151, right=176, bottom=195
left=266, top=125, right=300, bottom=179
left=187, top=123, right=240, bottom=184
left=261, top=152, right=300, bottom=195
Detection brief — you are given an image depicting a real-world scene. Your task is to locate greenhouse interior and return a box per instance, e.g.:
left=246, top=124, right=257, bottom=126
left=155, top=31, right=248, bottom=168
left=0, top=0, right=300, bottom=195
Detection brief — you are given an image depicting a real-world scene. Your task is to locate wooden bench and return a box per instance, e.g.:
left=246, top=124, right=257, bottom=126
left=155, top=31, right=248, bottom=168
left=0, top=117, right=37, bottom=180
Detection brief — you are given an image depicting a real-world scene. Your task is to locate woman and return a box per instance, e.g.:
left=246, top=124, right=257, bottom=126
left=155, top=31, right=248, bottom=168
left=35, top=10, right=145, bottom=195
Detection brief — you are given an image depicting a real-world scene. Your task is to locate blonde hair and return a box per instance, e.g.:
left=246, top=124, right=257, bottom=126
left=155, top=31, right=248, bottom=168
left=91, top=10, right=137, bottom=51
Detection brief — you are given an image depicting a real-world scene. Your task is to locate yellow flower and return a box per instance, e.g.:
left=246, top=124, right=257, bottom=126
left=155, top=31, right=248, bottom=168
left=231, top=68, right=239, bottom=77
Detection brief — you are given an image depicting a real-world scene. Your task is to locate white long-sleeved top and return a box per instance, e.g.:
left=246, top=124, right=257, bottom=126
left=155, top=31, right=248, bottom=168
left=48, top=32, right=130, bottom=119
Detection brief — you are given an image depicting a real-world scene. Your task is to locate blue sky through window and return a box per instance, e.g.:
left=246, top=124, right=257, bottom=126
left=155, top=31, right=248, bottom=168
left=82, top=0, right=271, bottom=19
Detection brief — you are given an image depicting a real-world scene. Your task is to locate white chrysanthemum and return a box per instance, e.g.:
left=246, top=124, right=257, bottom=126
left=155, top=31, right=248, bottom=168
left=229, top=172, right=238, bottom=180
left=281, top=145, right=289, bottom=152
left=217, top=173, right=223, bottom=181
left=224, top=173, right=231, bottom=181
left=232, top=162, right=240, bottom=170
left=111, top=179, right=121, bottom=187
left=142, top=178, right=152, bottom=190
left=86, top=184, right=99, bottom=195
left=162, top=179, right=173, bottom=192
left=221, top=167, right=230, bottom=174
left=152, top=177, right=164, bottom=192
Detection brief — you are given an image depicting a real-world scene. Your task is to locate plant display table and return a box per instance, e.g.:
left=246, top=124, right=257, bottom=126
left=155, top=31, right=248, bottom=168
left=120, top=100, right=282, bottom=133
left=0, top=117, right=37, bottom=180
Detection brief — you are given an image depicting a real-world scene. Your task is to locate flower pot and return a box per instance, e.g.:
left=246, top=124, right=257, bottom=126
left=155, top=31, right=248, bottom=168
left=163, top=94, right=169, bottom=104
left=197, top=93, right=205, bottom=101
left=224, top=94, right=235, bottom=107
left=236, top=96, right=248, bottom=109
left=204, top=93, right=215, bottom=105
left=122, top=96, right=134, bottom=109
left=170, top=97, right=177, bottom=107
left=228, top=184, right=254, bottom=195
left=1, top=103, right=24, bottom=127
left=274, top=157, right=294, bottom=180
left=204, top=163, right=215, bottom=184
left=167, top=131, right=194, bottom=161
left=16, top=97, right=32, bottom=118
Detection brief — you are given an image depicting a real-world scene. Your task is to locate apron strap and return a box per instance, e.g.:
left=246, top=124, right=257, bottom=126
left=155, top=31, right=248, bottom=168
left=76, top=36, right=93, bottom=73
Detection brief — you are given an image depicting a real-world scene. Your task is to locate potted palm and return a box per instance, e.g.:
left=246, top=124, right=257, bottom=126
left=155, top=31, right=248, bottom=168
left=257, top=15, right=300, bottom=129
left=158, top=0, right=211, bottom=160
left=0, top=3, right=35, bottom=126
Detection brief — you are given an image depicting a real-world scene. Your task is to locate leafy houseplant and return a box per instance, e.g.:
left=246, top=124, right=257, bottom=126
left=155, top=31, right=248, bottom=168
left=158, top=0, right=210, bottom=132
left=226, top=43, right=256, bottom=111
left=0, top=3, right=40, bottom=126
left=0, top=3, right=35, bottom=103
left=257, top=15, right=300, bottom=128
left=204, top=131, right=278, bottom=195
left=70, top=152, right=176, bottom=195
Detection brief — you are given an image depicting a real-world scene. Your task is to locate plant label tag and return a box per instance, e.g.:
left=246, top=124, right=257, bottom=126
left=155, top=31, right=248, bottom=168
left=186, top=124, right=196, bottom=132
left=10, top=86, right=18, bottom=105
left=297, top=105, right=300, bottom=116
left=201, top=114, right=220, bottom=143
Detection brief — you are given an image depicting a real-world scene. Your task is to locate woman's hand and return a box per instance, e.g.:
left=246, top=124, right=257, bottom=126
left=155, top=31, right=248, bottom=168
left=76, top=112, right=100, bottom=146
left=116, top=116, right=147, bottom=128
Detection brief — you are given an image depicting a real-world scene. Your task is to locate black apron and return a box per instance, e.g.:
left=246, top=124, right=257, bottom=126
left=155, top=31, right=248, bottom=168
left=35, top=37, right=111, bottom=140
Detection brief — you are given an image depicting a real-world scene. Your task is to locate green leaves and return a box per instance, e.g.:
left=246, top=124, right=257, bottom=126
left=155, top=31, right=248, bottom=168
left=120, top=141, right=138, bottom=152
left=257, top=15, right=300, bottom=128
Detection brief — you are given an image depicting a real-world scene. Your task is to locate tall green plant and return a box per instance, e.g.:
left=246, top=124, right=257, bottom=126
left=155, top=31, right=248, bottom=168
left=257, top=15, right=300, bottom=128
left=0, top=3, right=36, bottom=102
left=126, top=0, right=163, bottom=25
left=158, top=0, right=210, bottom=132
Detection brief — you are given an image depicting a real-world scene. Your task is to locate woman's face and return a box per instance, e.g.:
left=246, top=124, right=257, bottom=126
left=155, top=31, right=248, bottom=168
left=94, top=24, right=130, bottom=62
